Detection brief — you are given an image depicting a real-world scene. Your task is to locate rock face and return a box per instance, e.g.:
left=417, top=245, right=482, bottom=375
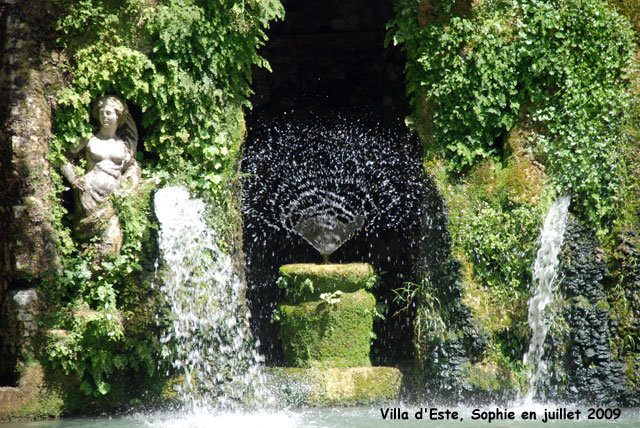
left=275, top=263, right=377, bottom=367
left=544, top=216, right=632, bottom=405
left=0, top=289, right=41, bottom=386
left=0, top=1, right=62, bottom=417
left=411, top=175, right=493, bottom=402
left=0, top=365, right=62, bottom=421
left=0, top=0, right=58, bottom=279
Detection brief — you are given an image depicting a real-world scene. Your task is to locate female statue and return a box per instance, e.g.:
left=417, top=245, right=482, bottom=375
left=61, top=95, right=140, bottom=254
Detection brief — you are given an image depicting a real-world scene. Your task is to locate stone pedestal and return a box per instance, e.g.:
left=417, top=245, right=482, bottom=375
left=0, top=289, right=63, bottom=420
left=0, top=365, right=62, bottom=421
left=275, top=263, right=377, bottom=368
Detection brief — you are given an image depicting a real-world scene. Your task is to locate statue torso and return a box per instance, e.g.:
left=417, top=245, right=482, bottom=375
left=85, top=136, right=128, bottom=177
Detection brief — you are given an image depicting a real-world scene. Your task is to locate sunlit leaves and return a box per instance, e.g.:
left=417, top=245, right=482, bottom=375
left=47, top=0, right=283, bottom=399
left=388, top=0, right=635, bottom=234
left=53, top=0, right=283, bottom=199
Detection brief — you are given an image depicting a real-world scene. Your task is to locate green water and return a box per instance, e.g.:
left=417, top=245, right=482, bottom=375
left=2, top=406, right=639, bottom=428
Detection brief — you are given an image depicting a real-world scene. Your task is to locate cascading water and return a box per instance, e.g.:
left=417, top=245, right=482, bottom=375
left=154, top=187, right=269, bottom=409
left=242, top=112, right=425, bottom=361
left=522, top=195, right=571, bottom=402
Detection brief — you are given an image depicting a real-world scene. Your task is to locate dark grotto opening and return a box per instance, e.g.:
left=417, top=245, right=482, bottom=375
left=242, top=0, right=427, bottom=366
left=0, top=333, right=19, bottom=387
left=249, top=0, right=407, bottom=118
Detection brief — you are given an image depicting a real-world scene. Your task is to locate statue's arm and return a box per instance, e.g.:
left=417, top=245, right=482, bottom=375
left=61, top=138, right=89, bottom=191
left=61, top=162, right=76, bottom=182
left=120, top=148, right=140, bottom=188
left=68, top=138, right=88, bottom=156
left=123, top=147, right=134, bottom=171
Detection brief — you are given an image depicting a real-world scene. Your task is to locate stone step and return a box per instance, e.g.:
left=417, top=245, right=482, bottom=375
left=267, top=366, right=403, bottom=406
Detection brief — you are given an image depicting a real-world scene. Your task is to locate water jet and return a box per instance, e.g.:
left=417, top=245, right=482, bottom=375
left=242, top=114, right=424, bottom=364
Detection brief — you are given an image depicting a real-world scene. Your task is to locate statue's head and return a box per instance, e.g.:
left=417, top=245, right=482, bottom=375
left=92, top=95, right=129, bottom=127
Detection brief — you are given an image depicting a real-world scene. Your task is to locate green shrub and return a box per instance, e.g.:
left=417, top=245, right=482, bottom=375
left=388, top=0, right=636, bottom=235
left=457, top=201, right=542, bottom=299
left=51, top=0, right=284, bottom=200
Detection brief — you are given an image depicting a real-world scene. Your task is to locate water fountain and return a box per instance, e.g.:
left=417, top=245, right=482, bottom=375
left=284, top=191, right=365, bottom=263
left=2, top=0, right=638, bottom=423
left=2, top=106, right=636, bottom=428
left=242, top=114, right=423, bottom=251
left=242, top=113, right=424, bottom=364
left=241, top=113, right=424, bottom=405
left=522, top=195, right=571, bottom=402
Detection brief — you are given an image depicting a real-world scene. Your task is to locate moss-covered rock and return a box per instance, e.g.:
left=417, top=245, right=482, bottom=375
left=0, top=364, right=63, bottom=421
left=274, top=263, right=378, bottom=367
left=277, top=289, right=376, bottom=367
left=503, top=122, right=547, bottom=205
left=460, top=360, right=520, bottom=402
left=267, top=366, right=402, bottom=406
left=543, top=216, right=633, bottom=405
left=278, top=263, right=376, bottom=303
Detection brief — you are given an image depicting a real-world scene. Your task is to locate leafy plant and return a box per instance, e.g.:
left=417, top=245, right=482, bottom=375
left=457, top=201, right=543, bottom=299
left=276, top=273, right=314, bottom=302
left=394, top=280, right=445, bottom=357
left=388, top=0, right=636, bottom=235
left=51, top=0, right=284, bottom=202
left=319, top=290, right=343, bottom=307
left=42, top=0, right=283, bottom=401
left=372, top=302, right=388, bottom=322
left=40, top=183, right=160, bottom=398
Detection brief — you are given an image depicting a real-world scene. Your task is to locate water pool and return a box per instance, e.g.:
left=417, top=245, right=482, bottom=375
left=3, top=405, right=639, bottom=428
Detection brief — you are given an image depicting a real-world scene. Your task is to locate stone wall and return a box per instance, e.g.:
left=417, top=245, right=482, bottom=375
left=0, top=289, right=41, bottom=381
left=411, top=174, right=495, bottom=403
left=0, top=0, right=58, bottom=388
left=0, top=0, right=58, bottom=280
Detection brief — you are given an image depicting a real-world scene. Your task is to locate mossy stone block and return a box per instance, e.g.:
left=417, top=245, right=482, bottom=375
left=0, top=365, right=63, bottom=421
left=278, top=263, right=376, bottom=302
left=462, top=361, right=520, bottom=395
left=267, top=367, right=403, bottom=406
left=277, top=289, right=375, bottom=367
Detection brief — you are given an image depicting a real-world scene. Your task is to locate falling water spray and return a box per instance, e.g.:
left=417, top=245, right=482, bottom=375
left=522, top=195, right=571, bottom=402
left=154, top=186, right=270, bottom=409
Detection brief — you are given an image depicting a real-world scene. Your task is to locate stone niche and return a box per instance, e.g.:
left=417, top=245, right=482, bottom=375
left=243, top=0, right=422, bottom=367
left=250, top=0, right=405, bottom=117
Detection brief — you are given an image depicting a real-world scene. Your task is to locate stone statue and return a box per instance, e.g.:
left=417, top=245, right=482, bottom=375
left=61, top=95, right=140, bottom=255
